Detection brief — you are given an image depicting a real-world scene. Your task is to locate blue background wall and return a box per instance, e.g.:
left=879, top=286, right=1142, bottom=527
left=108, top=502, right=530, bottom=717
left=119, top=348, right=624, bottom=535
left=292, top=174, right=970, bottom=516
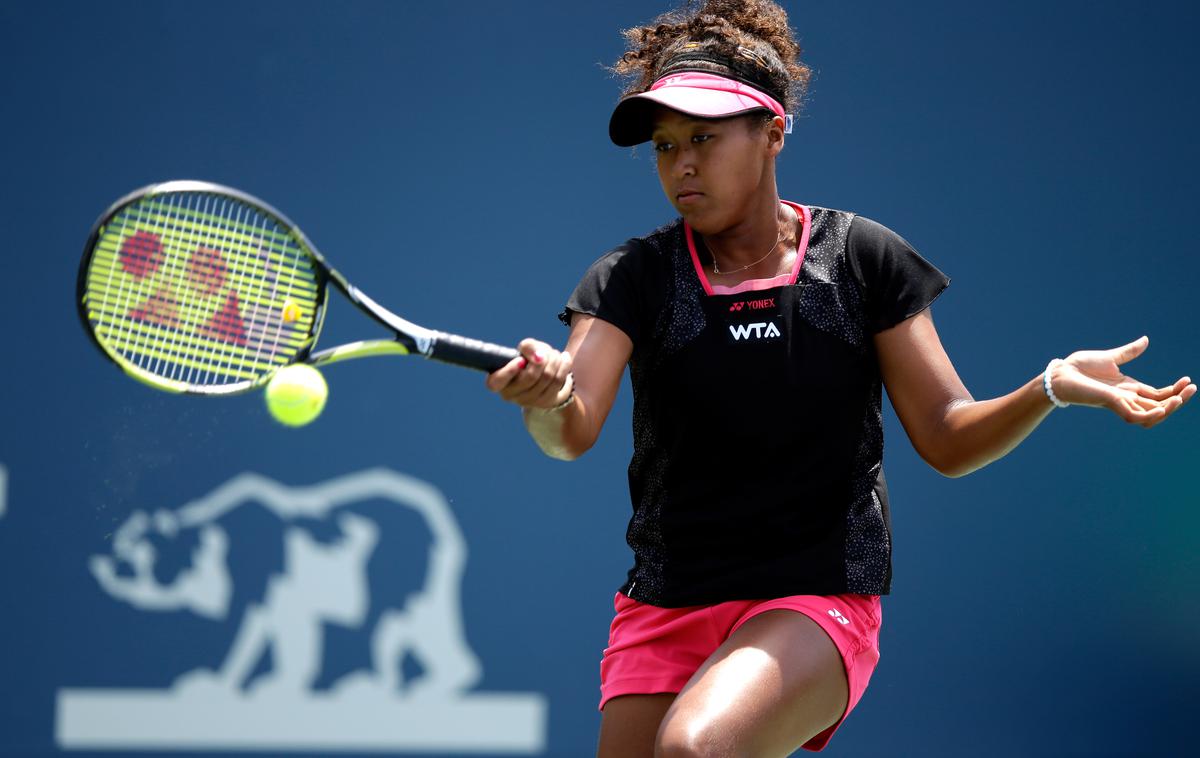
left=1, top=1, right=1196, bottom=755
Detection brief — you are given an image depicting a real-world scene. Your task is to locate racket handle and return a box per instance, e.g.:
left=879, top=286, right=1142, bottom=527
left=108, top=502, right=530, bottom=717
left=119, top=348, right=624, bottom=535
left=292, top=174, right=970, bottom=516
left=429, top=332, right=519, bottom=372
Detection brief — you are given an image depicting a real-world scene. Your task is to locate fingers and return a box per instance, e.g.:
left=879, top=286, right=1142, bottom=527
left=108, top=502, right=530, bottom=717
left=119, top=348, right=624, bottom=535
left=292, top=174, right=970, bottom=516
left=1107, top=391, right=1166, bottom=427
left=1107, top=383, right=1191, bottom=428
left=1157, top=380, right=1199, bottom=425
left=1111, top=335, right=1149, bottom=366
left=1131, top=379, right=1180, bottom=400
left=529, top=351, right=574, bottom=407
left=484, top=353, right=527, bottom=393
left=485, top=338, right=574, bottom=409
left=1127, top=377, right=1195, bottom=428
left=1131, top=375, right=1194, bottom=401
left=511, top=339, right=557, bottom=401
left=1182, top=380, right=1198, bottom=403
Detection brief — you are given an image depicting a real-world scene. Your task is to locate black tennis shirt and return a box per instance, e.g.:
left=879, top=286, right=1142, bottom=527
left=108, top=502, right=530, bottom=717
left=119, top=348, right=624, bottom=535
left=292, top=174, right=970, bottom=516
left=560, top=204, right=950, bottom=607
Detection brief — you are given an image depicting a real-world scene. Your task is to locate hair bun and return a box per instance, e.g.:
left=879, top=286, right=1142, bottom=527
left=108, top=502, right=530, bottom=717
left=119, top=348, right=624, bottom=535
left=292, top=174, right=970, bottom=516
left=613, top=0, right=810, bottom=112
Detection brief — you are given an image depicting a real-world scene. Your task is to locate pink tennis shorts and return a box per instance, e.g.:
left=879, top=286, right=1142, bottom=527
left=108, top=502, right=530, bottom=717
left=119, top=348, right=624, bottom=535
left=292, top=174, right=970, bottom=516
left=599, top=591, right=882, bottom=751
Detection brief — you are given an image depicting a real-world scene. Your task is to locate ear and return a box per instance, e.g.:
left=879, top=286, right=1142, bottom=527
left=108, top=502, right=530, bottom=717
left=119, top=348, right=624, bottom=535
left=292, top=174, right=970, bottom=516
left=764, top=115, right=786, bottom=157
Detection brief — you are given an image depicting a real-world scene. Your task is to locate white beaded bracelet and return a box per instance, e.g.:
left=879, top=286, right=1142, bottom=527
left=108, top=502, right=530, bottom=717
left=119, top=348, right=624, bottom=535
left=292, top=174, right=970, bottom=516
left=1043, top=358, right=1069, bottom=408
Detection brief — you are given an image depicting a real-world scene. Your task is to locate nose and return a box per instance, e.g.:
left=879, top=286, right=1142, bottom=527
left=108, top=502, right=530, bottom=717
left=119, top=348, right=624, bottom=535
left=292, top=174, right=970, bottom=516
left=671, top=145, right=697, bottom=180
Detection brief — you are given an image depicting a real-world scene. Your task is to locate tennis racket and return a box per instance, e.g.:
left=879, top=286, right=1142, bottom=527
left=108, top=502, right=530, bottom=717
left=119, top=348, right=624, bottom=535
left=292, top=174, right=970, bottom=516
left=77, top=180, right=518, bottom=395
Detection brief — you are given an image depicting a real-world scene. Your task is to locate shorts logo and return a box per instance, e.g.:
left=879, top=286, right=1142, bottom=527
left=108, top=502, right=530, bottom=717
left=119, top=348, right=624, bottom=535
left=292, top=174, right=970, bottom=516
left=728, top=322, right=782, bottom=341
left=827, top=609, right=850, bottom=626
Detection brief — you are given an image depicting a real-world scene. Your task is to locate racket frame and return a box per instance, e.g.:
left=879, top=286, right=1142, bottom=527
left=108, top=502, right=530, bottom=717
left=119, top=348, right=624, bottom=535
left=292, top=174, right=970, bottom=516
left=78, top=180, right=512, bottom=396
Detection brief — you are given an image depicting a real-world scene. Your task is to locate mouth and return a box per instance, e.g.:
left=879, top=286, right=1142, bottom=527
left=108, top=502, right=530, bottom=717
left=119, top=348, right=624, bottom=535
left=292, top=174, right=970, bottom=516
left=676, top=190, right=704, bottom=205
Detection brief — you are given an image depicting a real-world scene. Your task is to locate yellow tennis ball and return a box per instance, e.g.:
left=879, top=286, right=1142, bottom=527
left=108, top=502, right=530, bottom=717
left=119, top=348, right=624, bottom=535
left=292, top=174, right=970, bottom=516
left=265, top=364, right=327, bottom=427
left=281, top=300, right=301, bottom=323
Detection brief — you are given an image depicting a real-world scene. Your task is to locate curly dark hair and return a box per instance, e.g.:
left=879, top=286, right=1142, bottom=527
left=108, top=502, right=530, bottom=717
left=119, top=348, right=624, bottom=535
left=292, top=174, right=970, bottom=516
left=612, top=0, right=811, bottom=115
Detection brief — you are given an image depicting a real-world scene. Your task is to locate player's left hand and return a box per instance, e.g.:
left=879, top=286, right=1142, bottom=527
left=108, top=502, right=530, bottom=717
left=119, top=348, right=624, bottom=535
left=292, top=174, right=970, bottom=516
left=1049, top=336, right=1196, bottom=427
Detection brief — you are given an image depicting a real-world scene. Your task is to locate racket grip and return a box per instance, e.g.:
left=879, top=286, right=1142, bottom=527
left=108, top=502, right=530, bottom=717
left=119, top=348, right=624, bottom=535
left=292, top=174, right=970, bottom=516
left=429, top=332, right=519, bottom=372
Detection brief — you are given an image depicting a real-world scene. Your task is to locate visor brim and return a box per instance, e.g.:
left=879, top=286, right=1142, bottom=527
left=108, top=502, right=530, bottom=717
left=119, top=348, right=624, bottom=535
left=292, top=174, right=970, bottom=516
left=608, top=89, right=770, bottom=147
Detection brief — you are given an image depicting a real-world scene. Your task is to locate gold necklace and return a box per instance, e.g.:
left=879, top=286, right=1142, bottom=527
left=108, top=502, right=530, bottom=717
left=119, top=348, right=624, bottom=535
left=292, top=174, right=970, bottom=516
left=707, top=226, right=786, bottom=275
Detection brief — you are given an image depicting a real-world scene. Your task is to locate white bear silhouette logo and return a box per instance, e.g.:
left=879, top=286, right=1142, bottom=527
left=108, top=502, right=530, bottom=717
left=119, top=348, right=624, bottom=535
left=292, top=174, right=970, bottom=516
left=56, top=469, right=547, bottom=752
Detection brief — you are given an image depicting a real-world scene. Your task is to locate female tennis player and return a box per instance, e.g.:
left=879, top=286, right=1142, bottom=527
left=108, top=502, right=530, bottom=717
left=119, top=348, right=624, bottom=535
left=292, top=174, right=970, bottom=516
left=486, top=1, right=1194, bottom=755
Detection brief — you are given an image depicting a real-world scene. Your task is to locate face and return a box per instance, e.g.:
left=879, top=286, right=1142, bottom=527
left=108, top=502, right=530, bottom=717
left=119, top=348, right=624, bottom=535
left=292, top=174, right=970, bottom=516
left=650, top=107, right=783, bottom=234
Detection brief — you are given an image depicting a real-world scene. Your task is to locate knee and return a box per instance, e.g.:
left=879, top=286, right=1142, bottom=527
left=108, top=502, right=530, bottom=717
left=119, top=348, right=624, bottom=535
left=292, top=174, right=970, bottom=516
left=654, top=716, right=744, bottom=758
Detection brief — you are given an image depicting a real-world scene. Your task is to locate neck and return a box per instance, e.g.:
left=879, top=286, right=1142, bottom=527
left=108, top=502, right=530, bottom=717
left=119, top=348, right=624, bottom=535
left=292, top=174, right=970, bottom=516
left=706, top=190, right=790, bottom=269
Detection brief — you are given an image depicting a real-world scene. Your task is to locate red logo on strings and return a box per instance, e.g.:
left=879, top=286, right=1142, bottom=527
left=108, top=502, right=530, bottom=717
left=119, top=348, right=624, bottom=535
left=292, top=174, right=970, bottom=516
left=128, top=287, right=180, bottom=328
left=187, top=247, right=228, bottom=295
left=199, top=292, right=248, bottom=346
left=122, top=233, right=248, bottom=346
left=119, top=231, right=163, bottom=279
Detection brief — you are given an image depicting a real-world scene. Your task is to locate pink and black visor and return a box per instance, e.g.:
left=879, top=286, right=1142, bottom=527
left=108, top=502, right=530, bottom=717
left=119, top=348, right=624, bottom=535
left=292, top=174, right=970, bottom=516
left=609, top=70, right=792, bottom=147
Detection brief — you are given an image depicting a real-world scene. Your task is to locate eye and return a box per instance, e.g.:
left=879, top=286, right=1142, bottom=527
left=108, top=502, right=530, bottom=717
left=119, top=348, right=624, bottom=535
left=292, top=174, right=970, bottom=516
left=692, top=134, right=712, bottom=144
left=653, top=141, right=674, bottom=153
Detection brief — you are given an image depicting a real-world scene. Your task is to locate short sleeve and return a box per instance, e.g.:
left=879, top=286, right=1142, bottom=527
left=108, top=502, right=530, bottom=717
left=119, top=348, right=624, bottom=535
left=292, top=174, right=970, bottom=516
left=845, top=216, right=950, bottom=333
left=558, top=240, right=648, bottom=344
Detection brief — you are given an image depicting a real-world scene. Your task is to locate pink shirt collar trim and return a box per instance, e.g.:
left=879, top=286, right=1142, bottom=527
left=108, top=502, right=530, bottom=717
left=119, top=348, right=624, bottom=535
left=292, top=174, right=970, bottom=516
left=684, top=201, right=811, bottom=296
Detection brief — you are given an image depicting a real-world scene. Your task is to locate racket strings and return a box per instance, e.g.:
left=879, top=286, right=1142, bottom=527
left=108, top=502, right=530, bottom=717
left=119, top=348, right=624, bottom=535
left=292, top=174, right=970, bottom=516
left=83, top=191, right=322, bottom=389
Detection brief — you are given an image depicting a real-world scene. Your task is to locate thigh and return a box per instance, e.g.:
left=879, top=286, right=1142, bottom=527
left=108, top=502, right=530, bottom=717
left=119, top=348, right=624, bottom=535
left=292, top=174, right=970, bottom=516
left=597, top=693, right=676, bottom=758
left=656, top=610, right=849, bottom=757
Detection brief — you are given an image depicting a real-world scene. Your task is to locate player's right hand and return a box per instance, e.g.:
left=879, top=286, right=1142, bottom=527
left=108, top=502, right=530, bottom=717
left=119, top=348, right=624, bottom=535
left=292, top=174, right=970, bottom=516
left=486, top=338, right=573, bottom=410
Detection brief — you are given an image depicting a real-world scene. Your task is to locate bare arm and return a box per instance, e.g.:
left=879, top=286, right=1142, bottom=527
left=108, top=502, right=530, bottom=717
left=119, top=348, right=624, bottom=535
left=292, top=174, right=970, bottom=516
left=485, top=314, right=633, bottom=460
left=875, top=310, right=1195, bottom=478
